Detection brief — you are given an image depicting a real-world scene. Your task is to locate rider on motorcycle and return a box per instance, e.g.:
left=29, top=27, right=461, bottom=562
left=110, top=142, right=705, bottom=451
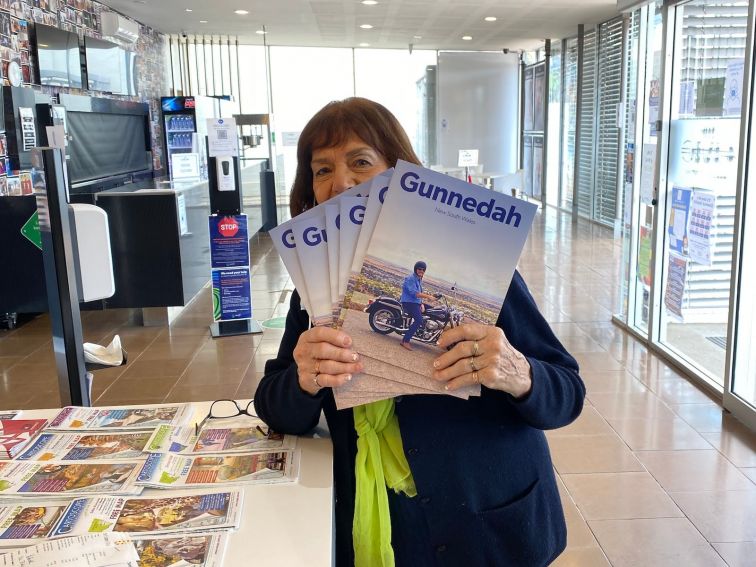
left=399, top=261, right=438, bottom=351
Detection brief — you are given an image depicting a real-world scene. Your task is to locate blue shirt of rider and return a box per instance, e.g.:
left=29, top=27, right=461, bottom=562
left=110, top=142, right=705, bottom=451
left=400, top=273, right=423, bottom=304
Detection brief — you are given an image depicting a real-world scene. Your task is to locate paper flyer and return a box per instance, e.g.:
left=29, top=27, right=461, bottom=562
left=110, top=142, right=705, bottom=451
left=118, top=533, right=228, bottom=567
left=0, top=461, right=143, bottom=497
left=339, top=160, right=538, bottom=394
left=145, top=420, right=296, bottom=455
left=48, top=405, right=193, bottom=432
left=0, top=502, right=69, bottom=548
left=292, top=210, right=332, bottom=325
left=664, top=254, right=688, bottom=319
left=667, top=186, right=691, bottom=256
left=50, top=491, right=243, bottom=538
left=17, top=431, right=153, bottom=462
left=687, top=190, right=715, bottom=266
left=136, top=450, right=298, bottom=489
left=0, top=533, right=138, bottom=566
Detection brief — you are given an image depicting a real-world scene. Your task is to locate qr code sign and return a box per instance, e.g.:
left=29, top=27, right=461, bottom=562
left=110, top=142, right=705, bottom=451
left=217, top=130, right=228, bottom=140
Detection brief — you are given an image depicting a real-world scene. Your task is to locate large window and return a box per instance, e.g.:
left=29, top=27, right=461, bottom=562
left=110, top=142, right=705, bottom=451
left=545, top=41, right=562, bottom=208
left=561, top=37, right=578, bottom=211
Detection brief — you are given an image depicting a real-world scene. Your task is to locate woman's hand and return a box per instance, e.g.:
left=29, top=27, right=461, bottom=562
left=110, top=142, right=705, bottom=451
left=293, top=326, right=363, bottom=395
left=432, top=323, right=532, bottom=398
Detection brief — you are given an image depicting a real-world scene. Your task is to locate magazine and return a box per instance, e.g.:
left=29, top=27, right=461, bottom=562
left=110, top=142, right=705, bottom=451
left=0, top=533, right=138, bottom=566
left=338, top=196, right=368, bottom=313
left=339, top=161, right=537, bottom=396
left=0, top=413, right=20, bottom=422
left=324, top=204, right=341, bottom=318
left=0, top=419, right=47, bottom=459
left=50, top=491, right=243, bottom=538
left=145, top=419, right=296, bottom=455
left=136, top=451, right=298, bottom=489
left=291, top=210, right=332, bottom=326
left=0, top=461, right=143, bottom=497
left=48, top=405, right=193, bottom=431
left=120, top=533, right=228, bottom=567
left=17, top=431, right=153, bottom=462
left=0, top=501, right=70, bottom=548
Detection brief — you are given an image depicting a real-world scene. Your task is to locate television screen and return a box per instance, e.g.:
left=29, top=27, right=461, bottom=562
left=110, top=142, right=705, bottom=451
left=85, top=37, right=137, bottom=96
left=35, top=24, right=82, bottom=88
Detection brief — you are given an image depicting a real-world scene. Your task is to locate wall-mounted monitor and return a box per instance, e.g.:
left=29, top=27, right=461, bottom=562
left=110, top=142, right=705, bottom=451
left=35, top=24, right=82, bottom=89
left=85, top=36, right=137, bottom=96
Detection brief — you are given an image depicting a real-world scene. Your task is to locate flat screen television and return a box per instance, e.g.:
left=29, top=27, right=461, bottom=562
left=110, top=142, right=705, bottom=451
left=85, top=37, right=137, bottom=96
left=35, top=24, right=82, bottom=88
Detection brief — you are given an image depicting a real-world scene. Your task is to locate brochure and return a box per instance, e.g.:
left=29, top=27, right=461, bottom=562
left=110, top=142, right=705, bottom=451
left=292, top=210, right=332, bottom=326
left=0, top=533, right=138, bottom=566
left=0, top=501, right=70, bottom=548
left=145, top=419, right=296, bottom=455
left=48, top=405, right=193, bottom=432
left=17, top=431, right=153, bottom=462
left=338, top=196, right=368, bottom=311
left=50, top=491, right=243, bottom=537
left=120, top=533, right=228, bottom=567
left=339, top=161, right=538, bottom=395
left=0, top=461, right=143, bottom=497
left=324, top=204, right=341, bottom=318
left=136, top=450, right=298, bottom=489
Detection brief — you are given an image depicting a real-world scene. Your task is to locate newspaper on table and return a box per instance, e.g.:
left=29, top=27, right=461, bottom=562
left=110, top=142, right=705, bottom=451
left=0, top=533, right=138, bottom=566
left=17, top=432, right=153, bottom=462
left=50, top=491, right=243, bottom=538
left=0, top=414, right=20, bottom=422
left=0, top=501, right=71, bottom=548
left=0, top=461, right=143, bottom=497
left=47, top=405, right=193, bottom=432
left=116, top=533, right=229, bottom=567
left=136, top=450, right=298, bottom=489
left=145, top=417, right=297, bottom=455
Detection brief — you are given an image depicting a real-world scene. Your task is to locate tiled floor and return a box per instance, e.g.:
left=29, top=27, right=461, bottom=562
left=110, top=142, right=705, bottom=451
left=1, top=206, right=755, bottom=565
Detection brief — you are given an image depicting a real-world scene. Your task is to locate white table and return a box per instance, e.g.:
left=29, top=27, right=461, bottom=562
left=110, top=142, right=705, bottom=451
left=21, top=402, right=334, bottom=567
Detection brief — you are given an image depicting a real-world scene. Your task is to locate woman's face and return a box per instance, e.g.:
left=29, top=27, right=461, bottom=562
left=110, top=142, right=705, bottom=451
left=310, top=136, right=388, bottom=204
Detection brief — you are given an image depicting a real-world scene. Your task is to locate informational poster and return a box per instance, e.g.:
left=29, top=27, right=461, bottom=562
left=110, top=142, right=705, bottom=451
left=648, top=79, right=660, bottom=137
left=177, top=193, right=189, bottom=236
left=209, top=214, right=249, bottom=269
left=212, top=268, right=252, bottom=322
left=524, top=67, right=534, bottom=131
left=640, top=143, right=657, bottom=205
left=664, top=254, right=688, bottom=319
left=457, top=149, right=479, bottom=167
left=281, top=132, right=300, bottom=146
left=532, top=137, right=543, bottom=199
left=724, top=60, right=745, bottom=117
left=667, top=186, right=691, bottom=255
left=171, top=153, right=200, bottom=179
left=637, top=226, right=653, bottom=287
left=207, top=117, right=238, bottom=157
left=18, top=107, right=36, bottom=151
left=523, top=136, right=533, bottom=197
left=688, top=190, right=715, bottom=266
left=533, top=63, right=545, bottom=131
left=625, top=142, right=635, bottom=184
left=679, top=80, right=696, bottom=115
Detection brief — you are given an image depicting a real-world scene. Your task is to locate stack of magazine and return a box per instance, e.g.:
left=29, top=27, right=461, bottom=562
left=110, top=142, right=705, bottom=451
left=271, top=160, right=538, bottom=409
left=0, top=403, right=301, bottom=566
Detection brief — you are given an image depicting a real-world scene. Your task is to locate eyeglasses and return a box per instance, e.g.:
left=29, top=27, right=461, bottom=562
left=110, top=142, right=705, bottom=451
left=194, top=399, right=268, bottom=436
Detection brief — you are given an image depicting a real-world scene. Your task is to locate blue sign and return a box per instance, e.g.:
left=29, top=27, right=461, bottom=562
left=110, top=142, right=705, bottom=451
left=209, top=214, right=249, bottom=268
left=667, top=187, right=692, bottom=256
left=161, top=96, right=195, bottom=112
left=212, top=268, right=252, bottom=321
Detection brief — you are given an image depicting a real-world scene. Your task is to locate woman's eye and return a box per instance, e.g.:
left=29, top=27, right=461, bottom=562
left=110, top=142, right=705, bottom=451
left=354, top=158, right=372, bottom=168
left=314, top=167, right=330, bottom=177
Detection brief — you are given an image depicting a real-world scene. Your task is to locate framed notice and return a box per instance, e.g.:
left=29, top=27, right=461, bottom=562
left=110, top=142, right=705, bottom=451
left=212, top=268, right=252, bottom=322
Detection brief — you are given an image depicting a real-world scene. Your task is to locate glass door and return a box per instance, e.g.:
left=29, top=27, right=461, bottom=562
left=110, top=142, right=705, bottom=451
left=655, top=0, right=750, bottom=387
left=560, top=37, right=578, bottom=211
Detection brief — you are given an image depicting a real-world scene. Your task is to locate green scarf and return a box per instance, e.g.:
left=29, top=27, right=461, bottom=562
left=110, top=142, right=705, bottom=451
left=353, top=399, right=416, bottom=567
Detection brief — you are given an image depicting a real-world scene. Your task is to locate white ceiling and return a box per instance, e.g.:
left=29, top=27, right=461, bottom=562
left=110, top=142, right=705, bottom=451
left=100, top=0, right=620, bottom=51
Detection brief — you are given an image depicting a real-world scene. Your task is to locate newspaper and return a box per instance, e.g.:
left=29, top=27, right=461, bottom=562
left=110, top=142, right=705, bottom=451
left=0, top=461, right=143, bottom=497
left=136, top=451, right=298, bottom=489
left=48, top=406, right=193, bottom=432
left=145, top=419, right=296, bottom=455
left=0, top=533, right=138, bottom=566
left=0, top=501, right=70, bottom=548
left=0, top=414, right=20, bottom=422
left=118, top=533, right=228, bottom=567
left=50, top=491, right=243, bottom=538
left=17, top=432, right=153, bottom=462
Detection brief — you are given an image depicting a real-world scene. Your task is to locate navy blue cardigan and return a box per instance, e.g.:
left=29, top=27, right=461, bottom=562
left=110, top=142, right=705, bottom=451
left=255, top=271, right=585, bottom=566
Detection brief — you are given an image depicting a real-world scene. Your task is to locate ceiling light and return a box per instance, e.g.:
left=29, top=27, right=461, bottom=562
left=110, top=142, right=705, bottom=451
left=362, top=0, right=378, bottom=4
left=484, top=16, right=497, bottom=22
left=256, top=29, right=266, bottom=34
left=234, top=10, right=249, bottom=15
left=360, top=24, right=373, bottom=29
left=359, top=42, right=370, bottom=47
left=185, top=8, right=192, bottom=12
left=462, top=35, right=472, bottom=40
left=200, top=20, right=208, bottom=23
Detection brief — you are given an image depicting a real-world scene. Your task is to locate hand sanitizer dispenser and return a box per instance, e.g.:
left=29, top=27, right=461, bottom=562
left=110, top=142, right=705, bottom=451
left=69, top=203, right=115, bottom=302
left=217, top=157, right=235, bottom=192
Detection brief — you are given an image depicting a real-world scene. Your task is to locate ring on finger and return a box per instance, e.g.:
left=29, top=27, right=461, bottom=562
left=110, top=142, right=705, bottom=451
left=472, top=370, right=480, bottom=384
left=469, top=357, right=478, bottom=372
left=472, top=340, right=480, bottom=357
left=314, top=359, right=321, bottom=375
left=313, top=374, right=322, bottom=389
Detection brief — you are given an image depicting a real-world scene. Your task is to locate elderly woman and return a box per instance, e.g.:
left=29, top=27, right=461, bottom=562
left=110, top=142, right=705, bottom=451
left=254, top=97, right=585, bottom=567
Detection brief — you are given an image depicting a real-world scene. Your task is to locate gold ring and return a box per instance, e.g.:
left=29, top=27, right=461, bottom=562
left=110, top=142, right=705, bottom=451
left=472, top=341, right=479, bottom=357
left=472, top=370, right=479, bottom=384
left=313, top=374, right=322, bottom=388
left=314, top=359, right=321, bottom=374
left=469, top=357, right=478, bottom=372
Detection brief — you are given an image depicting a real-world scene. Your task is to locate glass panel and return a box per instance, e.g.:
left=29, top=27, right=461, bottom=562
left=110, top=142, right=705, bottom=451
left=545, top=41, right=562, bottom=208
left=561, top=37, right=578, bottom=211
left=658, top=0, right=749, bottom=384
left=237, top=45, right=268, bottom=114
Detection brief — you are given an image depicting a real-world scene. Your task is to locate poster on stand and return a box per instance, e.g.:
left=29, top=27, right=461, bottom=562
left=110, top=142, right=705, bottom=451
left=688, top=190, right=715, bottom=266
left=664, top=254, right=688, bottom=319
left=209, top=214, right=249, bottom=269
left=667, top=186, right=691, bottom=256
left=212, top=268, right=252, bottom=322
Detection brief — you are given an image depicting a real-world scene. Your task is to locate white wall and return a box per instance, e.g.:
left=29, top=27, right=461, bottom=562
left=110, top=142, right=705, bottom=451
left=437, top=52, right=520, bottom=174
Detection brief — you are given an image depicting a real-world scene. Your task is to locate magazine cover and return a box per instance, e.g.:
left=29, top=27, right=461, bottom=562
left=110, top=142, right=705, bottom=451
left=292, top=210, right=332, bottom=326
left=121, top=533, right=229, bottom=567
left=50, top=491, right=243, bottom=538
left=0, top=461, right=143, bottom=497
left=48, top=405, right=193, bottom=431
left=0, top=501, right=69, bottom=548
left=136, top=451, right=298, bottom=489
left=17, top=431, right=153, bottom=462
left=340, top=160, right=538, bottom=391
left=324, top=204, right=341, bottom=318
left=0, top=419, right=47, bottom=459
left=145, top=420, right=296, bottom=455
left=338, top=196, right=368, bottom=309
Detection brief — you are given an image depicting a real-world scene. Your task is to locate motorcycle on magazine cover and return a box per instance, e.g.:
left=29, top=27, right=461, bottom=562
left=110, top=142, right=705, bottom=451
left=364, top=293, right=464, bottom=344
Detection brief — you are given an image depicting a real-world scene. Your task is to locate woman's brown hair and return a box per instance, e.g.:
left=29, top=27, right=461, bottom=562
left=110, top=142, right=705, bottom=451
left=289, top=97, right=421, bottom=217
